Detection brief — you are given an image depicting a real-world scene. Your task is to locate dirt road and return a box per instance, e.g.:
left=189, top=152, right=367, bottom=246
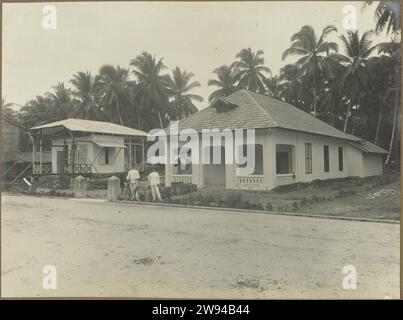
left=1, top=195, right=399, bottom=298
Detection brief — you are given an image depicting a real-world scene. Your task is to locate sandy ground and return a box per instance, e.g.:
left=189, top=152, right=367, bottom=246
left=1, top=194, right=400, bottom=298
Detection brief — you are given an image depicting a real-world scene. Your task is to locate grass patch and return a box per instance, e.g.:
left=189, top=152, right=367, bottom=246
left=170, top=173, right=400, bottom=220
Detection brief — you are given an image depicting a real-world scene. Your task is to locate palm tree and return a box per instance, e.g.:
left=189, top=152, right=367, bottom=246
left=207, top=65, right=238, bottom=102
left=165, top=67, right=203, bottom=120
left=1, top=98, right=18, bottom=120
left=130, top=52, right=169, bottom=128
left=329, top=30, right=376, bottom=132
left=20, top=95, right=54, bottom=127
left=282, top=25, right=338, bottom=116
left=376, top=41, right=401, bottom=164
left=97, top=65, right=131, bottom=125
left=316, top=59, right=348, bottom=127
left=279, top=64, right=311, bottom=111
left=70, top=71, right=108, bottom=121
left=46, top=82, right=74, bottom=120
left=232, top=48, right=271, bottom=93
left=264, top=75, right=284, bottom=99
left=363, top=55, right=392, bottom=145
left=373, top=1, right=400, bottom=37
left=126, top=84, right=143, bottom=130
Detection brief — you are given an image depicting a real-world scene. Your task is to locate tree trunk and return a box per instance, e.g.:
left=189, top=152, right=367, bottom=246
left=116, top=101, right=124, bottom=125
left=157, top=110, right=164, bottom=128
left=385, top=73, right=400, bottom=165
left=374, top=98, right=383, bottom=145
left=343, top=100, right=352, bottom=133
left=312, top=78, right=317, bottom=117
left=136, top=106, right=141, bottom=130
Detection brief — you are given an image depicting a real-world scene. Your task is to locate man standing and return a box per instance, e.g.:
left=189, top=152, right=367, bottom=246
left=126, top=166, right=140, bottom=201
left=148, top=168, right=162, bottom=201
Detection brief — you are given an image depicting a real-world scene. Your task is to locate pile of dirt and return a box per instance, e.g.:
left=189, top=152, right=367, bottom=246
left=364, top=188, right=399, bottom=200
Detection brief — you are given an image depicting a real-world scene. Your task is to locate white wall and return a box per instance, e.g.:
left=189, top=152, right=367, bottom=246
left=363, top=153, right=384, bottom=176
left=91, top=134, right=125, bottom=173
left=52, top=134, right=125, bottom=174
left=345, top=145, right=364, bottom=177
left=164, top=128, right=384, bottom=191
left=269, top=129, right=350, bottom=188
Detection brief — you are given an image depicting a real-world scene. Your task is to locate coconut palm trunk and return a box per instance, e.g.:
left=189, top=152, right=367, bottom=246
left=374, top=96, right=383, bottom=145
left=157, top=110, right=164, bottom=128
left=136, top=107, right=141, bottom=130
left=312, top=82, right=317, bottom=116
left=343, top=100, right=352, bottom=133
left=385, top=73, right=400, bottom=165
left=116, top=101, right=124, bottom=125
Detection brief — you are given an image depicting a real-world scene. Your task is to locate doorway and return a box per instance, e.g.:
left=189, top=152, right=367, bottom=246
left=203, top=146, right=226, bottom=187
left=57, top=150, right=65, bottom=174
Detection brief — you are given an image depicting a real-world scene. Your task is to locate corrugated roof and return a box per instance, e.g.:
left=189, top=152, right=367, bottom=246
left=177, top=89, right=362, bottom=141
left=1, top=115, right=26, bottom=129
left=350, top=141, right=388, bottom=154
left=31, top=118, right=148, bottom=137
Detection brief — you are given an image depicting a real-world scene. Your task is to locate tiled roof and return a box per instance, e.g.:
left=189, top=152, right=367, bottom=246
left=177, top=89, right=360, bottom=142
left=177, top=90, right=276, bottom=132
left=31, top=118, right=149, bottom=137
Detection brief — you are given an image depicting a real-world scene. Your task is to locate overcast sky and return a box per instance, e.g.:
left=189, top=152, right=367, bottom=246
left=2, top=1, right=390, bottom=110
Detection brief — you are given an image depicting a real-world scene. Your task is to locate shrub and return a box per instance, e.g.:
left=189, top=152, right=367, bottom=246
left=255, top=203, right=264, bottom=211
left=224, top=192, right=243, bottom=208
left=265, top=202, right=274, bottom=211
left=241, top=200, right=251, bottom=209
left=311, top=195, right=320, bottom=203
left=300, top=197, right=308, bottom=206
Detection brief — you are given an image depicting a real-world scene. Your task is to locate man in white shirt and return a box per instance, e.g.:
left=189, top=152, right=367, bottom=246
left=126, top=166, right=140, bottom=201
left=147, top=168, right=162, bottom=201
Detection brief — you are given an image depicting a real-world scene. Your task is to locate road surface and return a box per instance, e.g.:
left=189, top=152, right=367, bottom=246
left=1, top=195, right=399, bottom=298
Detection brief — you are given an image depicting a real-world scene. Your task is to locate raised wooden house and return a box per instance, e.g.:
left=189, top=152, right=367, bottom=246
left=1, top=115, right=51, bottom=180
left=30, top=119, right=149, bottom=176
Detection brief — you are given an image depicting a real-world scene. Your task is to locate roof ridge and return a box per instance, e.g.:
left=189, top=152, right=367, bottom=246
left=242, top=90, right=278, bottom=127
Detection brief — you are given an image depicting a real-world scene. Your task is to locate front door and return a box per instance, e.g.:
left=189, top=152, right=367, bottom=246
left=57, top=150, right=65, bottom=174
left=204, top=164, right=226, bottom=186
left=203, top=146, right=226, bottom=187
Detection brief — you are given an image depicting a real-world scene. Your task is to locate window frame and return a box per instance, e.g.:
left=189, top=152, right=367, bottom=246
left=236, top=143, right=264, bottom=176
left=305, top=143, right=312, bottom=174
left=338, top=146, right=344, bottom=171
left=276, top=144, right=294, bottom=175
left=323, top=145, right=330, bottom=173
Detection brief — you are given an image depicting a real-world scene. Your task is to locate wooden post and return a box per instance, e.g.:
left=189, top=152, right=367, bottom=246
left=72, top=135, right=76, bottom=175
left=142, top=137, right=146, bottom=171
left=129, top=138, right=132, bottom=169
left=32, top=134, right=36, bottom=175
left=39, top=129, right=43, bottom=174
left=63, top=132, right=67, bottom=174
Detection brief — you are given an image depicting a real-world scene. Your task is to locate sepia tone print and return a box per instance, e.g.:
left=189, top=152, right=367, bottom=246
left=1, top=1, right=400, bottom=299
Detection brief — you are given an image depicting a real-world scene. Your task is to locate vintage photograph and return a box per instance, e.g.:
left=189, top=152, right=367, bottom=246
left=1, top=1, right=400, bottom=299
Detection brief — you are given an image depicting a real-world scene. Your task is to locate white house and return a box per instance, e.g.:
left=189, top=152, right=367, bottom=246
left=164, top=89, right=387, bottom=191
left=30, top=119, right=148, bottom=175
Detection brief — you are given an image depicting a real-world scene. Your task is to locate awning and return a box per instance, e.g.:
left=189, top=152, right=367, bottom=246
left=93, top=140, right=126, bottom=148
left=350, top=141, right=388, bottom=154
